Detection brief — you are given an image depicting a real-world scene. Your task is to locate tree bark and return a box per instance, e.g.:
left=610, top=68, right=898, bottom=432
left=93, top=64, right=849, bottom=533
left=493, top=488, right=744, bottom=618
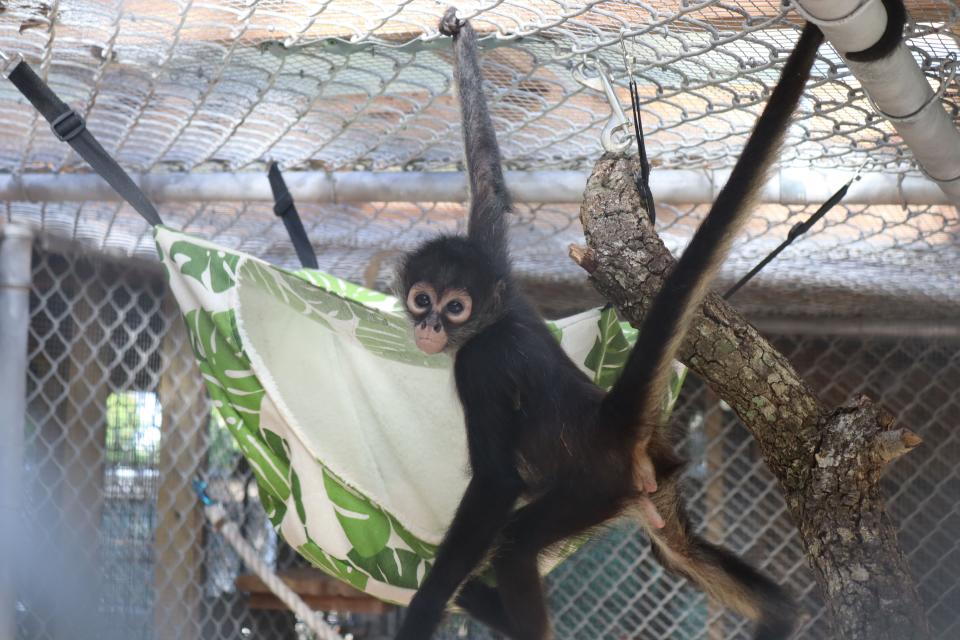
left=573, top=154, right=930, bottom=640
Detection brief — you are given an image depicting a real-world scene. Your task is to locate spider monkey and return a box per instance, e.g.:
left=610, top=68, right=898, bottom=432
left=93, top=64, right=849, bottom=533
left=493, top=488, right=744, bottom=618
left=394, top=8, right=823, bottom=639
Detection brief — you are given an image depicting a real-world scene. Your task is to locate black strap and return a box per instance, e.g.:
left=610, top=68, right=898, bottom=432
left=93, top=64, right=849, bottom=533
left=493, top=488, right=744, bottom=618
left=268, top=162, right=319, bottom=270
left=6, top=59, right=162, bottom=226
left=723, top=178, right=853, bottom=300
left=627, top=77, right=656, bottom=225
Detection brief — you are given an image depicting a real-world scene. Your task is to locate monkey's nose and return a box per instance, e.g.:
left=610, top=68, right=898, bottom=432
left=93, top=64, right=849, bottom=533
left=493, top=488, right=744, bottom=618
left=433, top=323, right=442, bottom=332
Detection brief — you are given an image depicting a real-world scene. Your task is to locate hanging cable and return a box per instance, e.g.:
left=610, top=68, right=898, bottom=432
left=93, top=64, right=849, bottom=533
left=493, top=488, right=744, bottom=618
left=620, top=36, right=656, bottom=225
left=723, top=168, right=865, bottom=300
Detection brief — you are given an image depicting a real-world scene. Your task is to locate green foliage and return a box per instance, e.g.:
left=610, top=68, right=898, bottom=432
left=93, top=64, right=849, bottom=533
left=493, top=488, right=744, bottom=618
left=583, top=307, right=634, bottom=390
left=546, top=321, right=563, bottom=343
left=298, top=540, right=369, bottom=592
left=387, top=513, right=438, bottom=559
left=182, top=308, right=290, bottom=507
left=207, top=408, right=241, bottom=470
left=169, top=241, right=239, bottom=293
left=348, top=547, right=423, bottom=589
left=295, top=269, right=404, bottom=315
left=322, top=469, right=391, bottom=559
left=105, top=391, right=162, bottom=466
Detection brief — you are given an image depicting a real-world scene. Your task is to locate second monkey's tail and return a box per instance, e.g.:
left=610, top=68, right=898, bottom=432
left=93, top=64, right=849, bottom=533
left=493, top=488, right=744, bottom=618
left=640, top=458, right=796, bottom=639
left=601, top=24, right=824, bottom=438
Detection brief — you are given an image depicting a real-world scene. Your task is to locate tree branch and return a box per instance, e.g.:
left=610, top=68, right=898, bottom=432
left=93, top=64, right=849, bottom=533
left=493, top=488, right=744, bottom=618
left=575, top=154, right=929, bottom=640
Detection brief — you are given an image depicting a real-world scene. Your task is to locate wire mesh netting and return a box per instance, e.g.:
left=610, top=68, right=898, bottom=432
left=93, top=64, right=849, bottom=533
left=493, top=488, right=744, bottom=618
left=1, top=1, right=959, bottom=317
left=12, top=240, right=960, bottom=640
left=1, top=0, right=959, bottom=175
left=2, top=1, right=960, bottom=639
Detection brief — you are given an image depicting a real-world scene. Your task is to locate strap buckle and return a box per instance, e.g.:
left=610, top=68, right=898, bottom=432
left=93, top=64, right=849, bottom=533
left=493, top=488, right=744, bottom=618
left=51, top=109, right=86, bottom=142
left=273, top=192, right=294, bottom=217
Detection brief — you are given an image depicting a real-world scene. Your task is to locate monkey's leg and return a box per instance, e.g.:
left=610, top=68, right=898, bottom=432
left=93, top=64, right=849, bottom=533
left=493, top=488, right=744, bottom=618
left=395, top=476, right=520, bottom=640
left=493, top=488, right=628, bottom=640
left=454, top=579, right=517, bottom=637
left=641, top=438, right=795, bottom=640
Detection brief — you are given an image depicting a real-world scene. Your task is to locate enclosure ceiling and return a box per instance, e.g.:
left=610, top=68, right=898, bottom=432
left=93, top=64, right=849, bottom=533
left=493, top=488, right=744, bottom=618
left=1, top=1, right=959, bottom=321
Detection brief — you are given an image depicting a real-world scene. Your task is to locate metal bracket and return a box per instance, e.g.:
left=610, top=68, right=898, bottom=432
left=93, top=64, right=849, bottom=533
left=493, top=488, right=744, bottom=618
left=0, top=51, right=22, bottom=79
left=573, top=58, right=632, bottom=153
left=869, top=52, right=957, bottom=124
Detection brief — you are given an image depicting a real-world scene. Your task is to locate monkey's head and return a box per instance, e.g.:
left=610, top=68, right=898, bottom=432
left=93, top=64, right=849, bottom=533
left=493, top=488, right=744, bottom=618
left=398, top=236, right=507, bottom=354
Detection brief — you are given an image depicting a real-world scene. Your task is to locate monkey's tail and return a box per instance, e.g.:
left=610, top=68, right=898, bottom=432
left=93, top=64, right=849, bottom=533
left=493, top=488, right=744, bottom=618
left=640, top=468, right=796, bottom=639
left=601, top=23, right=824, bottom=436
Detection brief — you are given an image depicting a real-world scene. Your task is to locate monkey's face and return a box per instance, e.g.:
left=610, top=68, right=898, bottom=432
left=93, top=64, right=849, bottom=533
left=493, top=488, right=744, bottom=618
left=405, top=282, right=473, bottom=354
left=397, top=235, right=506, bottom=354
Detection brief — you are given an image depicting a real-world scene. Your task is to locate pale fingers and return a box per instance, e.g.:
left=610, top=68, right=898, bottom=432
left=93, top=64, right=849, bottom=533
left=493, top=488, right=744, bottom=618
left=638, top=496, right=665, bottom=529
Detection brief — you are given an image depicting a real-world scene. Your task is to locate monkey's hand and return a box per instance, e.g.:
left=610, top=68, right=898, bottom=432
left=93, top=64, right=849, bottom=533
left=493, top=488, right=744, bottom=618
left=634, top=444, right=666, bottom=529
left=439, top=6, right=464, bottom=37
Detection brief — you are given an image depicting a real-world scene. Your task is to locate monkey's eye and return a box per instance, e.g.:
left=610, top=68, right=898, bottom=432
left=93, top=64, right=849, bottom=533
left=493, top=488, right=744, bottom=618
left=446, top=300, right=465, bottom=315
left=414, top=293, right=431, bottom=309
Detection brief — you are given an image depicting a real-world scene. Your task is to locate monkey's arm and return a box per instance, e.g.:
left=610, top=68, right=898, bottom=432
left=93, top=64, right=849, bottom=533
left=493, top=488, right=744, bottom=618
left=442, top=8, right=511, bottom=272
left=395, top=475, right=520, bottom=640
left=396, top=349, right=522, bottom=639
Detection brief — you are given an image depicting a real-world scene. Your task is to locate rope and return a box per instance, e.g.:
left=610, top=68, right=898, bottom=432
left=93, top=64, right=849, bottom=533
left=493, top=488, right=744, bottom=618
left=194, top=481, right=346, bottom=640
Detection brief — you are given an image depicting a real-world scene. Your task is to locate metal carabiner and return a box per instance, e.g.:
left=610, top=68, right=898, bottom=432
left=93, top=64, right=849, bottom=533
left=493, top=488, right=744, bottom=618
left=572, top=58, right=632, bottom=153
left=0, top=50, right=22, bottom=79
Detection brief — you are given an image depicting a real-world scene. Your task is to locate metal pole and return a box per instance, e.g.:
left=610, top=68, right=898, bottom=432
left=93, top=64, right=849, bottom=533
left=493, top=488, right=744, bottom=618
left=0, top=168, right=950, bottom=205
left=754, top=317, right=960, bottom=340
left=795, top=0, right=960, bottom=208
left=0, top=223, right=33, bottom=640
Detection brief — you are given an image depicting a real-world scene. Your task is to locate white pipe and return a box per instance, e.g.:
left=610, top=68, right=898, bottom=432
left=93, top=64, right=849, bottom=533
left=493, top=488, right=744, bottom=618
left=204, top=504, right=346, bottom=640
left=794, top=0, right=960, bottom=207
left=0, top=168, right=949, bottom=205
left=0, top=224, right=33, bottom=640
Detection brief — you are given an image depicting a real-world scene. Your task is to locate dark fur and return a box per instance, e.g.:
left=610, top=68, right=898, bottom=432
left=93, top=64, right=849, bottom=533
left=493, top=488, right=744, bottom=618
left=394, top=9, right=823, bottom=640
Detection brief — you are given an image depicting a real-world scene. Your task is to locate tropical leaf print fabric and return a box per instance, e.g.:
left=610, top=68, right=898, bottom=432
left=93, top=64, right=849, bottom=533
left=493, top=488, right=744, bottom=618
left=155, top=226, right=686, bottom=604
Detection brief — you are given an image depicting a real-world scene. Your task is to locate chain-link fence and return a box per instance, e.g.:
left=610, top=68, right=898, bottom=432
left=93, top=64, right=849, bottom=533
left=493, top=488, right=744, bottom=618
left=1, top=0, right=958, bottom=177
left=2, top=0, right=959, bottom=638
left=8, top=234, right=958, bottom=640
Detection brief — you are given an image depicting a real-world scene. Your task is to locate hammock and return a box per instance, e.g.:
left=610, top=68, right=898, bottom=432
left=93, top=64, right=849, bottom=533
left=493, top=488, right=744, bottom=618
left=6, top=56, right=686, bottom=605
left=159, top=224, right=685, bottom=603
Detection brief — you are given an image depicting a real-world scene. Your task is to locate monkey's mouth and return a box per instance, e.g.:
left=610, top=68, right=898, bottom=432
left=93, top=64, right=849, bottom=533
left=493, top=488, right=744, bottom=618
left=414, top=327, right=448, bottom=354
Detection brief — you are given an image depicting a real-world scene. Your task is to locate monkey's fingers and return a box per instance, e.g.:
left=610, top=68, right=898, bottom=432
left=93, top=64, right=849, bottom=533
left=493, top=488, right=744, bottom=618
left=638, top=496, right=665, bottom=530
left=439, top=7, right=464, bottom=36
left=636, top=452, right=658, bottom=495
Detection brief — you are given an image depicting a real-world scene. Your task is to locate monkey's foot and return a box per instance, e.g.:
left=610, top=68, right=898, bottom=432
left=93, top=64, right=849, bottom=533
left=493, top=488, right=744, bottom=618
left=634, top=446, right=665, bottom=529
left=439, top=6, right=464, bottom=36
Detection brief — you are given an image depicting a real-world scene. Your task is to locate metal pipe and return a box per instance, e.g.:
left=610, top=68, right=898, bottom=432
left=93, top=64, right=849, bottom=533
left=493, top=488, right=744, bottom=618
left=0, top=168, right=949, bottom=205
left=0, top=224, right=33, bottom=640
left=795, top=0, right=960, bottom=207
left=754, top=317, right=960, bottom=340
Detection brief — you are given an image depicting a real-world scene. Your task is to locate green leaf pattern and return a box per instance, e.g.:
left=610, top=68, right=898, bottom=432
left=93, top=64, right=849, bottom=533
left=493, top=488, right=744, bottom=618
left=155, top=227, right=687, bottom=601
left=242, top=260, right=447, bottom=369
left=584, top=307, right=634, bottom=390
left=169, top=240, right=239, bottom=293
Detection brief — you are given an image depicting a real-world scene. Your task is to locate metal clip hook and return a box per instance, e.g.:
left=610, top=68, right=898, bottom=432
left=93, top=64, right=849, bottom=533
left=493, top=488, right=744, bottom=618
left=0, top=50, right=23, bottom=79
left=573, top=58, right=632, bottom=153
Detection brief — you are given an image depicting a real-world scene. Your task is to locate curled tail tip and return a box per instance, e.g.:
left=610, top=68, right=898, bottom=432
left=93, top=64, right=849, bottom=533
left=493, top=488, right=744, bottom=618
left=647, top=527, right=797, bottom=640
left=755, top=583, right=798, bottom=640
left=439, top=7, right=465, bottom=37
